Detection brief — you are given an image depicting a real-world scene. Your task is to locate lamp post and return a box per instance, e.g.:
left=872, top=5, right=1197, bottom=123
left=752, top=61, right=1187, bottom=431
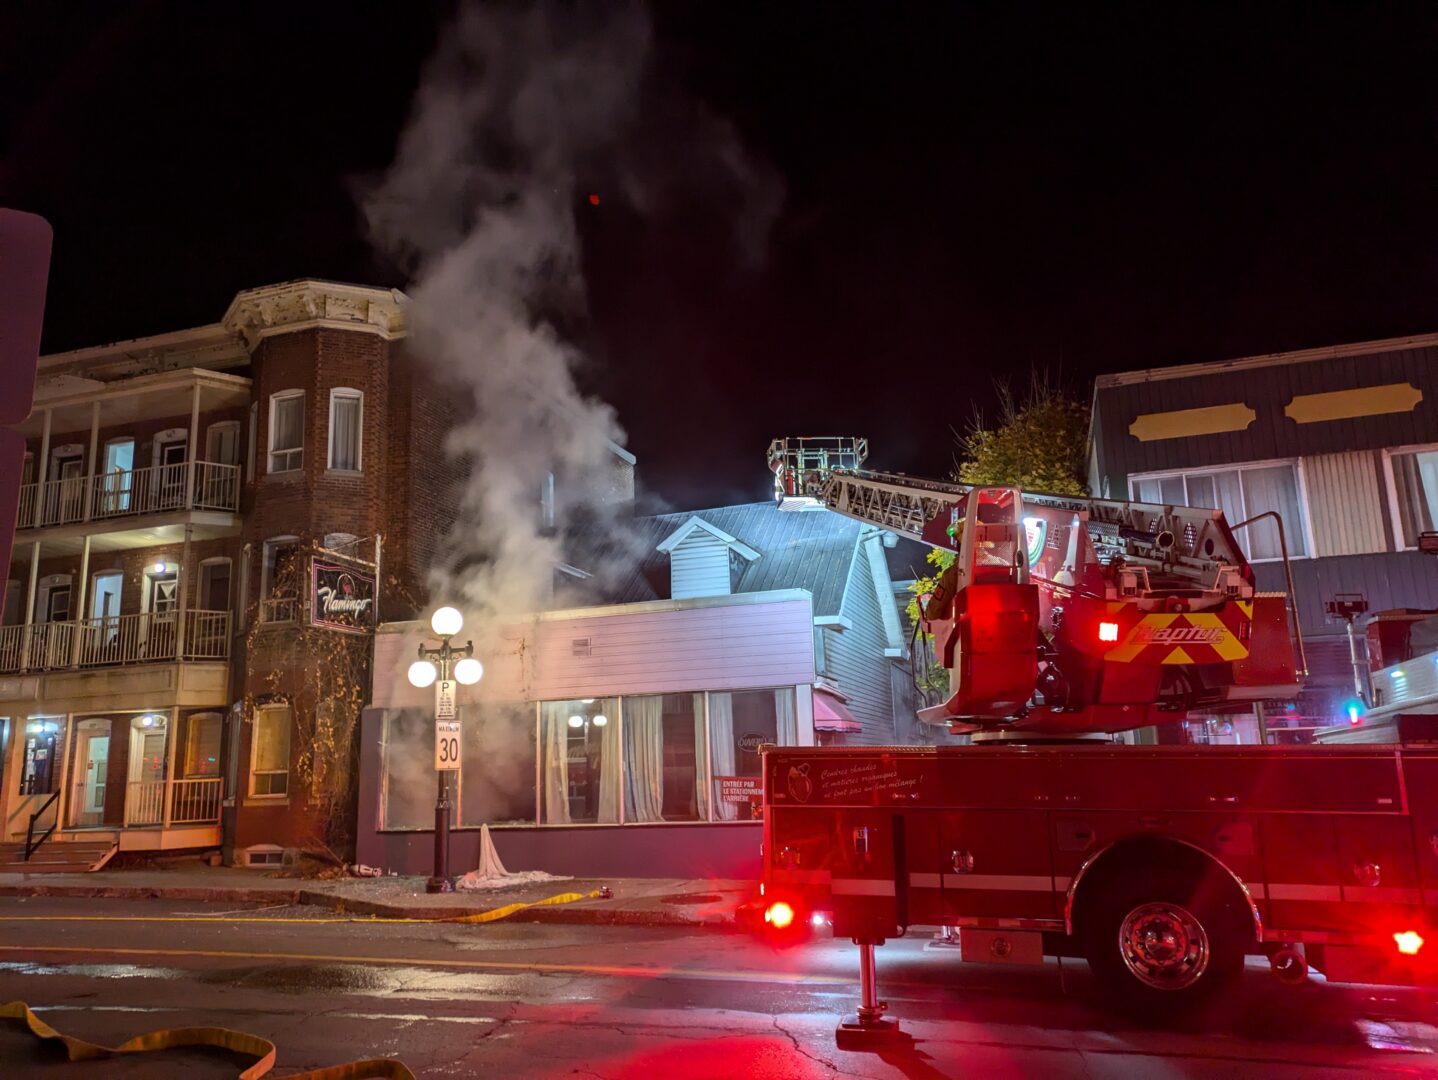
left=406, top=606, right=484, bottom=893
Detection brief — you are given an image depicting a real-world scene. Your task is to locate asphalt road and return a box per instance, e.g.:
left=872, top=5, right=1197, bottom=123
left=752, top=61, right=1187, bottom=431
left=1, top=896, right=1437, bottom=1078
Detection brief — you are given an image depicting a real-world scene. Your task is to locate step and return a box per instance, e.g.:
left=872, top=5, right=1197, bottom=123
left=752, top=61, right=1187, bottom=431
left=0, top=839, right=117, bottom=873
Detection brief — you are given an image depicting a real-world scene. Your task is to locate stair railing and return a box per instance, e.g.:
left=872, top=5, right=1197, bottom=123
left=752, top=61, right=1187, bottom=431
left=24, top=790, right=61, bottom=861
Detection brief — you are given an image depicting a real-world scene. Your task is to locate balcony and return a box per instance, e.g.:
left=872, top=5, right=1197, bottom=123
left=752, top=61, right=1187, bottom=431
left=0, top=609, right=231, bottom=676
left=18, top=460, right=240, bottom=530
left=119, top=777, right=223, bottom=827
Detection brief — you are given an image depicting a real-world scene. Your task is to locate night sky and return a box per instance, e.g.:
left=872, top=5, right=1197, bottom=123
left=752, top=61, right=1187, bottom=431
left=4, top=2, right=1435, bottom=509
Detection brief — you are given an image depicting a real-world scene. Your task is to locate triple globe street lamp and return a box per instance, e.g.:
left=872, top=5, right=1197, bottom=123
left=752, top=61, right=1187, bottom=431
left=406, top=605, right=483, bottom=893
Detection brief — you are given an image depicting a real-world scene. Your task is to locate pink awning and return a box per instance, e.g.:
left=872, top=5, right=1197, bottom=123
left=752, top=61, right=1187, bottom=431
left=813, top=689, right=861, bottom=733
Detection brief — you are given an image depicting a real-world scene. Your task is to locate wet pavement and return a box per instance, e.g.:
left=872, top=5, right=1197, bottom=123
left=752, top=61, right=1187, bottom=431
left=2, top=895, right=1438, bottom=1077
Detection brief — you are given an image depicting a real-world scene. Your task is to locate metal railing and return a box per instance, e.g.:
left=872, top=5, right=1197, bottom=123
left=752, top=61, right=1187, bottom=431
left=17, top=460, right=241, bottom=530
left=170, top=777, right=222, bottom=824
left=24, top=790, right=60, bottom=861
left=0, top=611, right=230, bottom=674
left=260, top=596, right=300, bottom=624
left=124, top=780, right=166, bottom=826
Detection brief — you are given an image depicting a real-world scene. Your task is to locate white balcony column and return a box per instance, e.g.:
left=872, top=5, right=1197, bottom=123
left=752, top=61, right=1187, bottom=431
left=185, top=382, right=200, bottom=510
left=34, top=409, right=51, bottom=527
left=83, top=400, right=100, bottom=522
left=162, top=707, right=179, bottom=828
left=19, top=541, right=39, bottom=672
left=175, top=524, right=193, bottom=659
left=69, top=535, right=91, bottom=668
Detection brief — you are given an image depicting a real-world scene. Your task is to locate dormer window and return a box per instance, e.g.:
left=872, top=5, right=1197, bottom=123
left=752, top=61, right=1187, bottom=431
left=655, top=517, right=760, bottom=599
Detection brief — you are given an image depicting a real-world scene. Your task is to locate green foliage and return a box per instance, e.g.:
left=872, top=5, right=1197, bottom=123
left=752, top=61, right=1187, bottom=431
left=957, top=373, right=1089, bottom=496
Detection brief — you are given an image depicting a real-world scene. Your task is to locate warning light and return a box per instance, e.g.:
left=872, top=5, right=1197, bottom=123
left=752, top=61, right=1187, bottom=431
left=1098, top=621, right=1119, bottom=643
left=1345, top=699, right=1364, bottom=725
left=1394, top=930, right=1424, bottom=956
left=764, top=901, right=795, bottom=930
left=588, top=193, right=601, bottom=206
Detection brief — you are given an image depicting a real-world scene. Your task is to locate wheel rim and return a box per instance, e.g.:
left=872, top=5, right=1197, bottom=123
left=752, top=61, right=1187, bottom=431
left=1118, top=901, right=1210, bottom=990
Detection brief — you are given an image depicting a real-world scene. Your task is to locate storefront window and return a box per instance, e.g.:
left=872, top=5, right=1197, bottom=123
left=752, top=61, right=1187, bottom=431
left=459, top=703, right=536, bottom=826
left=381, top=710, right=455, bottom=830
left=540, top=698, right=619, bottom=824
left=623, top=693, right=706, bottom=823
left=708, top=688, right=796, bottom=821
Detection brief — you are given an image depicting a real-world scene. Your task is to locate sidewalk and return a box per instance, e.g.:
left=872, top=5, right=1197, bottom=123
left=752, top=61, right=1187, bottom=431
left=0, top=864, right=754, bottom=927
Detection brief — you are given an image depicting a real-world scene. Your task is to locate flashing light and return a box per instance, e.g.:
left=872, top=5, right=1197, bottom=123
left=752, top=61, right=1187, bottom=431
left=1098, top=620, right=1120, bottom=643
left=1346, top=699, right=1363, bottom=725
left=1395, top=931, right=1425, bottom=956
left=1393, top=670, right=1407, bottom=680
left=407, top=660, right=438, bottom=688
left=810, top=911, right=829, bottom=929
left=764, top=901, right=795, bottom=930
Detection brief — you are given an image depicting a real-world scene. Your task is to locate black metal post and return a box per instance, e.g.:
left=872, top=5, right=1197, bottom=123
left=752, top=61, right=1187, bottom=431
left=426, top=646, right=454, bottom=894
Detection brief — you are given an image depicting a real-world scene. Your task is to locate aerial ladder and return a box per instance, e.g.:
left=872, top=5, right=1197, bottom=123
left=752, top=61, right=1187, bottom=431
left=767, top=437, right=1305, bottom=736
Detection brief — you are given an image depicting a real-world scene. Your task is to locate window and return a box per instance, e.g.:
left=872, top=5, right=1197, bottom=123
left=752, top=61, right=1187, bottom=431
left=249, top=706, right=291, bottom=796
left=709, top=688, right=797, bottom=820
left=623, top=693, right=706, bottom=823
left=813, top=626, right=831, bottom=677
left=199, top=559, right=231, bottom=611
left=260, top=537, right=300, bottom=622
left=540, top=697, right=619, bottom=824
left=1130, top=461, right=1308, bottom=560
left=1387, top=446, right=1438, bottom=549
left=268, top=391, right=304, bottom=473
left=184, top=713, right=222, bottom=778
left=327, top=388, right=362, bottom=471
left=459, top=703, right=536, bottom=826
left=246, top=403, right=257, bottom=483
left=205, top=422, right=240, bottom=466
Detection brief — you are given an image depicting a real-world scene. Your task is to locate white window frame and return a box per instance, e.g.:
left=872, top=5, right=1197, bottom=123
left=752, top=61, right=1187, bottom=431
left=248, top=704, right=291, bottom=798
left=1127, top=457, right=1313, bottom=563
left=267, top=391, right=305, bottom=474
left=1381, top=442, right=1438, bottom=552
left=326, top=387, right=363, bottom=472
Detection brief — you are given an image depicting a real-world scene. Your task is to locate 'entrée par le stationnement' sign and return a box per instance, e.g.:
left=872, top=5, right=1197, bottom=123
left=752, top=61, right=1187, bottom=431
left=311, top=560, right=376, bottom=634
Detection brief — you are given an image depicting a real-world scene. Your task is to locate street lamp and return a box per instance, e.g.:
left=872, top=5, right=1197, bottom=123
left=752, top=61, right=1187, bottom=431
left=407, top=606, right=484, bottom=892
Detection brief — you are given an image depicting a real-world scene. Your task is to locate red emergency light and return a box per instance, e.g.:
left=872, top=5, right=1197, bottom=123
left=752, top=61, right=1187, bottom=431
left=765, top=901, right=795, bottom=930
left=1394, top=930, right=1425, bottom=956
left=1098, top=621, right=1119, bottom=643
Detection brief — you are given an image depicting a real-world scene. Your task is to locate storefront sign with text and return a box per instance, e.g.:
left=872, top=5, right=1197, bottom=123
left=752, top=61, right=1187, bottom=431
left=311, top=560, right=375, bottom=634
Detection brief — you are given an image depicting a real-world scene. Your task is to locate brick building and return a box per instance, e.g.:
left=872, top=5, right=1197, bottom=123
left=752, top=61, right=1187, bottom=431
left=0, top=280, right=604, bottom=868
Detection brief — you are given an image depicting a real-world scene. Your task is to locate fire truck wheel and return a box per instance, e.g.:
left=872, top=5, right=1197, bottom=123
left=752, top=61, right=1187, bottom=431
left=1080, top=865, right=1247, bottom=1015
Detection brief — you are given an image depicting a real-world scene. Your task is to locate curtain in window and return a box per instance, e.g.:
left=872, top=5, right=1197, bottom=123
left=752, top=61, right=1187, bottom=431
left=775, top=688, right=797, bottom=744
left=541, top=703, right=570, bottom=824
left=1393, top=451, right=1438, bottom=546
left=598, top=714, right=620, bottom=823
left=1239, top=466, right=1306, bottom=558
left=273, top=397, right=302, bottom=452
left=185, top=715, right=221, bottom=777
left=693, top=695, right=710, bottom=822
left=254, top=710, right=290, bottom=772
left=623, top=695, right=665, bottom=823
left=330, top=395, right=360, bottom=470
left=708, top=692, right=737, bottom=821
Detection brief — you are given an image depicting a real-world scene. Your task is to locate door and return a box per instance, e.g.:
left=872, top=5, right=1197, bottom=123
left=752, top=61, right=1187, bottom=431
left=203, top=423, right=240, bottom=507
left=50, top=455, right=83, bottom=523
left=145, top=571, right=178, bottom=657
left=70, top=720, right=112, bottom=827
left=157, top=440, right=188, bottom=508
left=88, top=572, right=123, bottom=660
left=100, top=439, right=135, bottom=514
left=127, top=718, right=168, bottom=825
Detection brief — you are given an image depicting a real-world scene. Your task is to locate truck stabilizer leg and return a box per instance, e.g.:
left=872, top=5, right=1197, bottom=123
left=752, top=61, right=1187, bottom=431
left=836, top=941, right=911, bottom=1050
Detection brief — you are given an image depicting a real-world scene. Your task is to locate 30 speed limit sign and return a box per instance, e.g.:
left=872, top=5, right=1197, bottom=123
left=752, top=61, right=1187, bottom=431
left=434, top=719, right=461, bottom=771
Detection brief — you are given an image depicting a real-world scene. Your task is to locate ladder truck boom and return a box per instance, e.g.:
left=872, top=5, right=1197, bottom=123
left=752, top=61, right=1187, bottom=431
left=766, top=436, right=1304, bottom=735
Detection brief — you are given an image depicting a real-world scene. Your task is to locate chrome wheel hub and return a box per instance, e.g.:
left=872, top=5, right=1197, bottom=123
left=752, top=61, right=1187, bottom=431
left=1118, top=902, right=1210, bottom=990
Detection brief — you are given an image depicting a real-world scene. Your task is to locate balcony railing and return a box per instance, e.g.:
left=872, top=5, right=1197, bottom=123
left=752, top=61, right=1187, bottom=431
left=125, top=780, right=166, bottom=826
left=170, top=777, right=222, bottom=824
left=260, top=597, right=300, bottom=624
left=17, top=460, right=240, bottom=530
left=0, top=610, right=230, bottom=675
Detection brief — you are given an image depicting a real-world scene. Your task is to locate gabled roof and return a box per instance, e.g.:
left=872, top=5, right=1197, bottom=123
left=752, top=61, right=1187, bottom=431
left=582, top=501, right=884, bottom=616
left=655, top=515, right=761, bottom=560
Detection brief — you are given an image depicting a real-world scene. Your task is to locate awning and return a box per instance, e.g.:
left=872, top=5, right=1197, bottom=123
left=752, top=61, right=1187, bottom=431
left=813, top=688, right=861, bottom=733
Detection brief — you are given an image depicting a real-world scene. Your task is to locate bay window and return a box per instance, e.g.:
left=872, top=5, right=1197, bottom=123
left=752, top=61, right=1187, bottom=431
left=1388, top=446, right=1438, bottom=549
left=1130, top=461, right=1308, bottom=560
left=268, top=391, right=304, bottom=473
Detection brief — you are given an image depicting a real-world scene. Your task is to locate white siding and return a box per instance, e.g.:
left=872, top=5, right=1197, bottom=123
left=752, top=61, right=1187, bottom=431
left=825, top=536, right=901, bottom=745
left=372, top=591, right=816, bottom=708
left=1304, top=451, right=1387, bottom=557
left=669, top=532, right=731, bottom=598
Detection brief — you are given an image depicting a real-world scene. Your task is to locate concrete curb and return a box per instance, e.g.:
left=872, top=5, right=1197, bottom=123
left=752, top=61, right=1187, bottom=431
left=0, top=881, right=738, bottom=929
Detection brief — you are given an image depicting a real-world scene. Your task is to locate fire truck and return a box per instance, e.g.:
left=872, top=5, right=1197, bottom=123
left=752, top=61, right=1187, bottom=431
left=759, top=437, right=1438, bottom=1043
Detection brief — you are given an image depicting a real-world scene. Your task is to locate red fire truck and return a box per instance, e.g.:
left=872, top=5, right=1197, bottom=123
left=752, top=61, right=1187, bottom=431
left=760, top=438, right=1438, bottom=1043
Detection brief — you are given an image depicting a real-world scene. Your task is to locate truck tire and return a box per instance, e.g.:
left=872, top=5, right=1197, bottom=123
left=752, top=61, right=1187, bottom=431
left=1079, top=863, right=1248, bottom=1016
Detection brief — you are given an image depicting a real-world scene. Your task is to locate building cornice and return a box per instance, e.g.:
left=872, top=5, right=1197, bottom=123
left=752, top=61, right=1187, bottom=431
left=222, top=279, right=408, bottom=349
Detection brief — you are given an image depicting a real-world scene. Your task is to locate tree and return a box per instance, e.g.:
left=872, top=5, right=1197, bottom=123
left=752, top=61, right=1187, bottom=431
left=906, top=373, right=1090, bottom=695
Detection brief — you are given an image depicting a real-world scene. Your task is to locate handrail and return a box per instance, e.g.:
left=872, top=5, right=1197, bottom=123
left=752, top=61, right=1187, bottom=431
left=1230, top=510, right=1308, bottom=678
left=24, top=790, right=61, bottom=861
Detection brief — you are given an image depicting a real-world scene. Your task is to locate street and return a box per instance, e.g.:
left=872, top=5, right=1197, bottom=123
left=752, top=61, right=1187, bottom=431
left=1, top=897, right=1437, bottom=1078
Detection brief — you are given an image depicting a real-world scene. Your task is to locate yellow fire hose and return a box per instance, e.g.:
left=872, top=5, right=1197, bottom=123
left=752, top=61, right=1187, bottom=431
left=2, top=888, right=604, bottom=1076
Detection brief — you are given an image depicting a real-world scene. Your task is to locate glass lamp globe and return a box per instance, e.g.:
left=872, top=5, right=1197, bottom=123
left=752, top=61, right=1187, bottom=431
left=407, top=660, right=438, bottom=688
left=453, top=657, right=484, bottom=685
left=567, top=714, right=584, bottom=729
left=591, top=714, right=608, bottom=727
left=430, top=606, right=464, bottom=637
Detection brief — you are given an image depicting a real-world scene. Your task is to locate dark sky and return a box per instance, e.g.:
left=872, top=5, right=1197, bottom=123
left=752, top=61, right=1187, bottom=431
left=4, top=2, right=1436, bottom=509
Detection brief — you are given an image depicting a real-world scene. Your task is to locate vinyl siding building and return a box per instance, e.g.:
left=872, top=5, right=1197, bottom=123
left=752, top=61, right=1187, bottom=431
left=1089, top=332, right=1438, bottom=743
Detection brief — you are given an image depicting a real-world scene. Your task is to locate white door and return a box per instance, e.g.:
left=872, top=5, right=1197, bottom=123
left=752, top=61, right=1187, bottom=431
left=101, top=439, right=135, bottom=513
left=53, top=456, right=83, bottom=522
left=156, top=440, right=187, bottom=508
left=145, top=573, right=178, bottom=657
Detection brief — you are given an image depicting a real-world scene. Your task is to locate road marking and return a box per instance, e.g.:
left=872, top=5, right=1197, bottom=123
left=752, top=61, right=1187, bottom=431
left=0, top=944, right=850, bottom=986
